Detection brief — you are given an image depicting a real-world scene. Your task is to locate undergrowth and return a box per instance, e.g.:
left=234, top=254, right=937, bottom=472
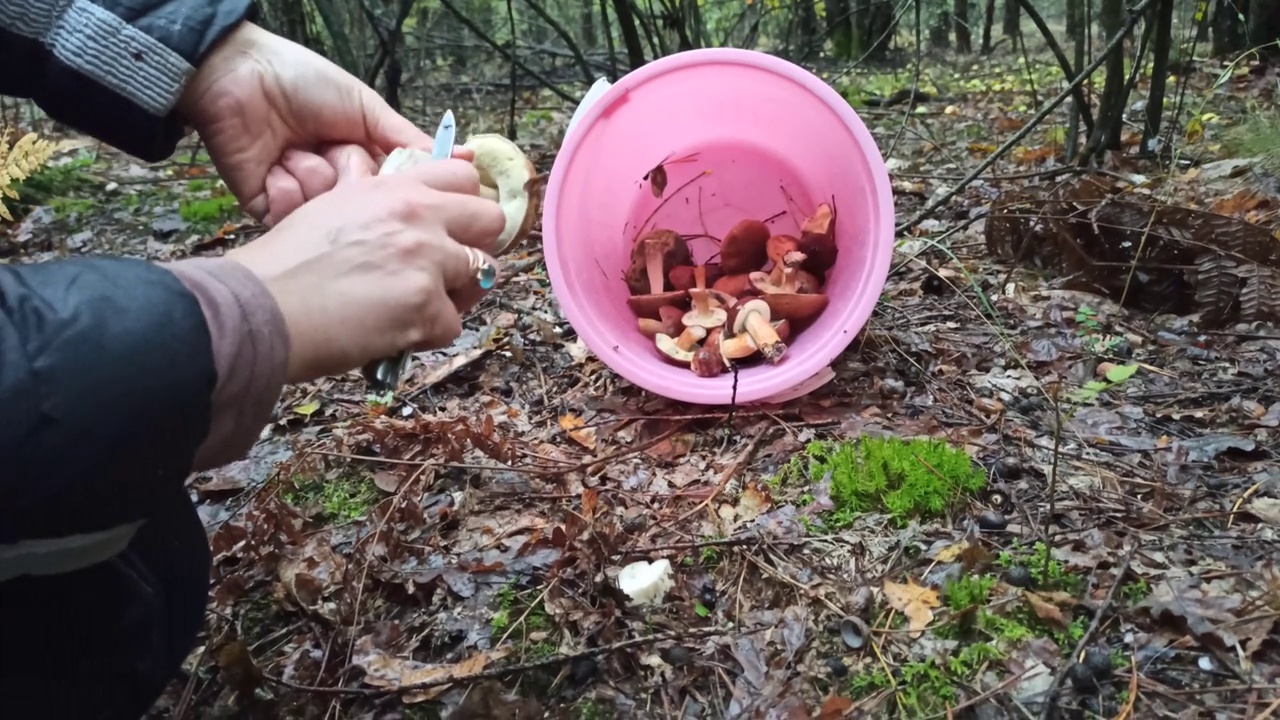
left=1223, top=109, right=1280, bottom=175
left=775, top=435, right=986, bottom=527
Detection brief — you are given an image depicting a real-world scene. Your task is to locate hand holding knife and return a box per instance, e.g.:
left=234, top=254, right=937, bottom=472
left=361, top=109, right=498, bottom=396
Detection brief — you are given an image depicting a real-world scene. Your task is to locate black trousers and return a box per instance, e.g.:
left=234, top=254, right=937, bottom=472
left=0, top=484, right=211, bottom=719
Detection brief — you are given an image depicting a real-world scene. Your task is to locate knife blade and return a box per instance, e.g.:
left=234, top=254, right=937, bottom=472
left=361, top=110, right=457, bottom=397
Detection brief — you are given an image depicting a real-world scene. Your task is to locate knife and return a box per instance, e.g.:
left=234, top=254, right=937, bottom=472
left=361, top=109, right=457, bottom=397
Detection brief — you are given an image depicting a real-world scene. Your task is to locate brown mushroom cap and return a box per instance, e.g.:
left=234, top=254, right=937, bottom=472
left=669, top=263, right=725, bottom=291
left=719, top=219, right=770, bottom=274
left=628, top=290, right=689, bottom=319
left=766, top=235, right=801, bottom=267
left=798, top=202, right=838, bottom=275
left=712, top=273, right=758, bottom=299
left=627, top=229, right=692, bottom=296
left=691, top=328, right=726, bottom=377
left=761, top=293, right=829, bottom=324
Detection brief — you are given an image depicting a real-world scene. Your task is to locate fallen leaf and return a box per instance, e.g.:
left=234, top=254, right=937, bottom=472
left=558, top=413, right=597, bottom=450
left=1246, top=497, right=1280, bottom=525
left=882, top=578, right=940, bottom=638
left=933, top=539, right=971, bottom=563
left=292, top=399, right=321, bottom=417
left=818, top=695, right=854, bottom=719
left=1022, top=590, right=1070, bottom=630
left=353, top=640, right=510, bottom=703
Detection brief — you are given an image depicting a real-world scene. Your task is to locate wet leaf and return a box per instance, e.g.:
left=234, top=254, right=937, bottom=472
left=882, top=578, right=939, bottom=638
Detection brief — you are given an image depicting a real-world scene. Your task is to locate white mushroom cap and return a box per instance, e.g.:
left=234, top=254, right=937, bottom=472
left=462, top=134, right=540, bottom=255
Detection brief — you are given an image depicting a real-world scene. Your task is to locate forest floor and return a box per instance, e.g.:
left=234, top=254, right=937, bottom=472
left=3, top=48, right=1280, bottom=720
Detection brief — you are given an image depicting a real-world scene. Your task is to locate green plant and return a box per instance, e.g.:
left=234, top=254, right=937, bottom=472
left=1073, top=304, right=1126, bottom=356
left=281, top=473, right=379, bottom=523
left=1, top=130, right=61, bottom=220
left=179, top=191, right=240, bottom=226
left=778, top=436, right=986, bottom=527
left=1070, top=362, right=1139, bottom=404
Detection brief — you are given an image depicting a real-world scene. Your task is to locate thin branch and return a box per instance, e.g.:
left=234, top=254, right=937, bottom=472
left=896, top=0, right=1158, bottom=234
left=433, top=0, right=578, bottom=104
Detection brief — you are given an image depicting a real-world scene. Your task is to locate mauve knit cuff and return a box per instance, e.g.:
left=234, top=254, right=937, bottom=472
left=161, top=256, right=288, bottom=471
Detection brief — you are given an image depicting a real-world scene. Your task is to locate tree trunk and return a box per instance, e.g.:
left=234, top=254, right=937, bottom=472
left=852, top=0, right=897, bottom=60
left=827, top=0, right=855, bottom=58
left=1248, top=0, right=1280, bottom=55
left=610, top=0, right=647, bottom=68
left=1083, top=0, right=1128, bottom=159
left=1212, top=0, right=1249, bottom=56
left=580, top=3, right=596, bottom=48
left=1142, top=0, right=1175, bottom=155
left=1002, top=0, right=1020, bottom=37
left=981, top=0, right=997, bottom=52
left=955, top=0, right=972, bottom=52
left=797, top=0, right=820, bottom=57
left=930, top=8, right=952, bottom=48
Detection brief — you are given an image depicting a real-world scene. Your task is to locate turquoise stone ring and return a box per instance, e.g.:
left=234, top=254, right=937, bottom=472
left=467, top=248, right=498, bottom=290
left=477, top=261, right=497, bottom=289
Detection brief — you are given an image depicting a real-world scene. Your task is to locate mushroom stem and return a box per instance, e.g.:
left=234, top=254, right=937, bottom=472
left=644, top=243, right=666, bottom=294
left=675, top=325, right=707, bottom=351
left=690, top=288, right=713, bottom=314
left=743, top=309, right=786, bottom=363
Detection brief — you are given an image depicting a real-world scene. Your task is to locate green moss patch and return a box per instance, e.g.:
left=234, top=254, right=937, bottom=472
left=777, top=435, right=986, bottom=526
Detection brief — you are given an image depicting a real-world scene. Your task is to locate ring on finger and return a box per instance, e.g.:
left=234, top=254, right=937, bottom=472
left=466, top=247, right=498, bottom=290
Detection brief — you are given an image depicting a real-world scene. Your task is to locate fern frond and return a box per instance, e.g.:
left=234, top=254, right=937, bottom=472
left=0, top=124, right=58, bottom=223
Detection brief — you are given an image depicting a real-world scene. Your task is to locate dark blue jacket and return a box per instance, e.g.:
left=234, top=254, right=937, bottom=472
left=0, top=2, right=260, bottom=717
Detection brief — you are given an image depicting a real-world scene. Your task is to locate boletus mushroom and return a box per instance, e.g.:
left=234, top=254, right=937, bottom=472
left=798, top=202, right=837, bottom=276
left=691, top=328, right=726, bottom=377
left=719, top=219, right=770, bottom=274
left=761, top=293, right=829, bottom=325
left=683, top=277, right=729, bottom=330
left=637, top=305, right=684, bottom=339
left=655, top=326, right=707, bottom=365
left=626, top=229, right=692, bottom=319
left=749, top=263, right=821, bottom=296
left=727, top=298, right=786, bottom=364
left=712, top=273, right=758, bottom=298
left=669, top=263, right=725, bottom=291
left=460, top=134, right=541, bottom=255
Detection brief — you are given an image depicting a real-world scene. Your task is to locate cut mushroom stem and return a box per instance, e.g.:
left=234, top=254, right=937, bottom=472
left=655, top=333, right=696, bottom=364
left=675, top=325, right=707, bottom=351
left=645, top=242, right=667, bottom=295
left=720, top=333, right=760, bottom=361
left=637, top=305, right=684, bottom=339
left=682, top=288, right=728, bottom=329
left=731, top=298, right=786, bottom=363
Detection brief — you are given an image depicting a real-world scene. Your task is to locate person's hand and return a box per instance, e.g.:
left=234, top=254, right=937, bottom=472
left=227, top=159, right=506, bottom=384
left=178, top=22, right=472, bottom=226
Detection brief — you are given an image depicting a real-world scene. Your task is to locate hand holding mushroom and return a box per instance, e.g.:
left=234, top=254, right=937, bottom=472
left=382, top=132, right=542, bottom=257
left=623, top=202, right=837, bottom=377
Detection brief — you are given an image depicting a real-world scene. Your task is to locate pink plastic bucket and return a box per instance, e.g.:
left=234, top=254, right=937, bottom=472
left=542, top=48, right=895, bottom=405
